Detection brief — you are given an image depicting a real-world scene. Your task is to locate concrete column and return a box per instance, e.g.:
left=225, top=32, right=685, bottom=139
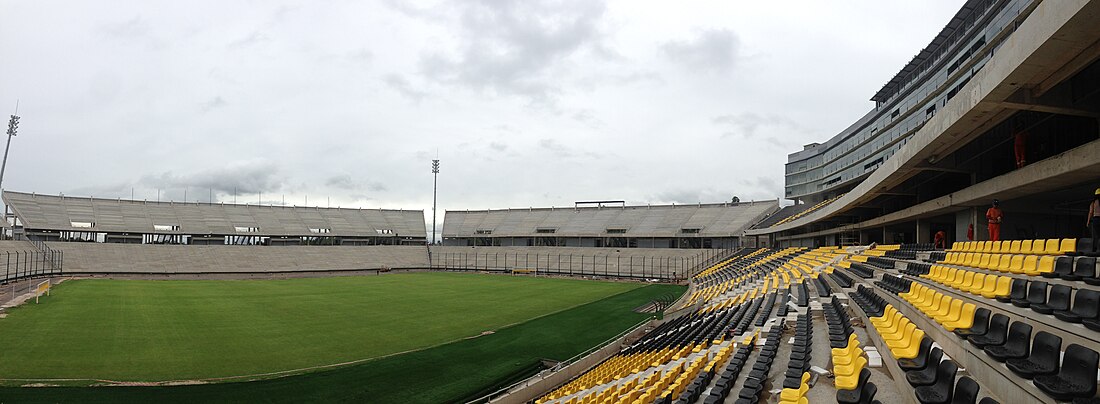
left=916, top=219, right=931, bottom=243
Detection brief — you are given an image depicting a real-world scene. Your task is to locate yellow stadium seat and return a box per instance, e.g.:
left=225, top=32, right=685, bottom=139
left=1044, top=239, right=1060, bottom=255
left=882, top=316, right=913, bottom=338
left=833, top=350, right=865, bottom=376
left=885, top=323, right=918, bottom=349
left=977, top=254, right=992, bottom=270
left=1031, top=239, right=1046, bottom=254
left=988, top=254, right=1004, bottom=271
left=1035, top=256, right=1056, bottom=276
left=934, top=298, right=963, bottom=323
left=989, top=276, right=1011, bottom=299
left=921, top=294, right=946, bottom=315
left=948, top=241, right=961, bottom=252
left=892, top=328, right=926, bottom=359
left=996, top=255, right=1013, bottom=272
left=943, top=268, right=961, bottom=285
left=1008, top=240, right=1022, bottom=254
left=1021, top=255, right=1040, bottom=276
left=955, top=271, right=975, bottom=290
left=835, top=356, right=867, bottom=390
left=1060, top=239, right=1077, bottom=255
left=1007, top=255, right=1025, bottom=274
left=968, top=273, right=987, bottom=294
left=1020, top=239, right=1034, bottom=255
left=931, top=296, right=957, bottom=320
left=942, top=303, right=977, bottom=332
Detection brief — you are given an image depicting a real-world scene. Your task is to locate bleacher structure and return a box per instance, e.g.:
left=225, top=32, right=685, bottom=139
left=526, top=238, right=1100, bottom=404
left=1, top=191, right=427, bottom=245
left=441, top=201, right=778, bottom=249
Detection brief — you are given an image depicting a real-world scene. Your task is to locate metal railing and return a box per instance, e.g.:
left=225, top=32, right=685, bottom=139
left=1, top=248, right=63, bottom=284
left=464, top=317, right=653, bottom=404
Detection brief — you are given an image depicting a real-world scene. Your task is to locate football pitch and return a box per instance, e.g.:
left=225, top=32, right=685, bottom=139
left=0, top=272, right=683, bottom=402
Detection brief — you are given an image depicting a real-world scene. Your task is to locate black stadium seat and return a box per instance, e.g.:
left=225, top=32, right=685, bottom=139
left=951, top=376, right=981, bottom=404
left=968, top=313, right=1008, bottom=349
left=914, top=359, right=958, bottom=404
left=1031, top=284, right=1070, bottom=315
left=1011, top=281, right=1047, bottom=308
left=1044, top=257, right=1073, bottom=279
left=954, top=308, right=990, bottom=339
left=1001, top=278, right=1026, bottom=304
left=906, top=348, right=944, bottom=386
left=898, top=337, right=934, bottom=371
left=1033, top=344, right=1099, bottom=401
left=1053, top=289, right=1100, bottom=323
left=1006, top=331, right=1062, bottom=379
left=984, top=321, right=1031, bottom=362
left=1065, top=257, right=1096, bottom=281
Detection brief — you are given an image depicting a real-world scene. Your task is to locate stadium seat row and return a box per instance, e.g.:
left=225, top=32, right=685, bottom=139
left=947, top=239, right=1078, bottom=255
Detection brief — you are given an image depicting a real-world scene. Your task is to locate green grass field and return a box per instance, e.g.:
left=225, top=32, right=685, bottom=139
left=0, top=273, right=660, bottom=382
left=0, top=283, right=683, bottom=403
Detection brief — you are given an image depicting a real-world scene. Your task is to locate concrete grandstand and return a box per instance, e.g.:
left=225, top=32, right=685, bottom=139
left=443, top=201, right=778, bottom=249
left=2, top=190, right=428, bottom=246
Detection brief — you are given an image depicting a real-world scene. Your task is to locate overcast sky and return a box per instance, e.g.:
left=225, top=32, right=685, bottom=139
left=0, top=0, right=962, bottom=232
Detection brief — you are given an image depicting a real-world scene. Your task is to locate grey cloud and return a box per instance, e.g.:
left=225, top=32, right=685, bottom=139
left=347, top=48, right=373, bottom=63
left=662, top=29, right=740, bottom=73
left=229, top=31, right=270, bottom=49
left=141, top=161, right=284, bottom=195
left=326, top=175, right=387, bottom=192
left=200, top=96, right=227, bottom=112
left=416, top=0, right=609, bottom=104
left=489, top=142, right=508, bottom=151
left=100, top=16, right=150, bottom=39
left=383, top=74, right=428, bottom=102
left=713, top=112, right=806, bottom=139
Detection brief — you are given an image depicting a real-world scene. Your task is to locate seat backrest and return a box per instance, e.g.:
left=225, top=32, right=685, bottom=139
left=1061, top=344, right=1100, bottom=389
left=990, top=241, right=1002, bottom=253
left=969, top=273, right=986, bottom=292
left=1072, top=289, right=1100, bottom=318
left=951, top=376, right=980, bottom=404
left=1009, top=240, right=1022, bottom=254
left=978, top=254, right=992, bottom=269
left=1060, top=238, right=1077, bottom=254
left=1037, top=255, right=1056, bottom=275
left=1074, top=257, right=1097, bottom=278
left=1021, top=255, right=1038, bottom=274
left=987, top=313, right=1009, bottom=336
left=969, top=308, right=991, bottom=333
left=1009, top=278, right=1028, bottom=299
left=1044, top=239, right=1060, bottom=255
left=1030, top=331, right=1062, bottom=367
left=1026, top=281, right=1048, bottom=305
left=993, top=276, right=1012, bottom=296
left=1046, top=285, right=1071, bottom=310
left=1020, top=239, right=1034, bottom=255
left=1032, top=239, right=1046, bottom=253
left=1005, top=321, right=1033, bottom=350
left=934, top=360, right=959, bottom=390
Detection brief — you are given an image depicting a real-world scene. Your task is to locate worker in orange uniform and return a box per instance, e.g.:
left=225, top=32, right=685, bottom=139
left=1013, top=120, right=1028, bottom=169
left=967, top=224, right=975, bottom=241
left=986, top=200, right=1003, bottom=241
left=933, top=230, right=947, bottom=249
left=1088, top=188, right=1100, bottom=254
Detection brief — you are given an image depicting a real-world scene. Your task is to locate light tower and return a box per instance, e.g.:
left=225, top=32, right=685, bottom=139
left=1, top=110, right=19, bottom=193
left=431, top=159, right=440, bottom=245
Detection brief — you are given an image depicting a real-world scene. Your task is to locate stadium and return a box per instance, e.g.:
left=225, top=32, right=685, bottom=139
left=2, top=0, right=1100, bottom=403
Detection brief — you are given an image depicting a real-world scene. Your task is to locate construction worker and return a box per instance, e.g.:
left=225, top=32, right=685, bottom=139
left=1013, top=120, right=1028, bottom=169
left=986, top=200, right=1004, bottom=242
left=1088, top=188, right=1100, bottom=254
left=967, top=223, right=975, bottom=241
left=933, top=230, right=947, bottom=249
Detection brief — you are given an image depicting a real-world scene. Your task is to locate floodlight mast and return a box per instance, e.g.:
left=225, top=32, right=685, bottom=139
left=431, top=159, right=440, bottom=245
left=1, top=110, right=20, bottom=194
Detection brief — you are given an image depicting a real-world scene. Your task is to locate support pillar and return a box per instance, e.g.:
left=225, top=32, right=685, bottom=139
left=916, top=219, right=931, bottom=244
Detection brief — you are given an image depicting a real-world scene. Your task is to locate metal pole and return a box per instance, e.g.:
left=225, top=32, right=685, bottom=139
left=431, top=159, right=440, bottom=245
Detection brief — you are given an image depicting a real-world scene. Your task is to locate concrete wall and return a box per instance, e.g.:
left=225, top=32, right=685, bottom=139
left=47, top=243, right=429, bottom=274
